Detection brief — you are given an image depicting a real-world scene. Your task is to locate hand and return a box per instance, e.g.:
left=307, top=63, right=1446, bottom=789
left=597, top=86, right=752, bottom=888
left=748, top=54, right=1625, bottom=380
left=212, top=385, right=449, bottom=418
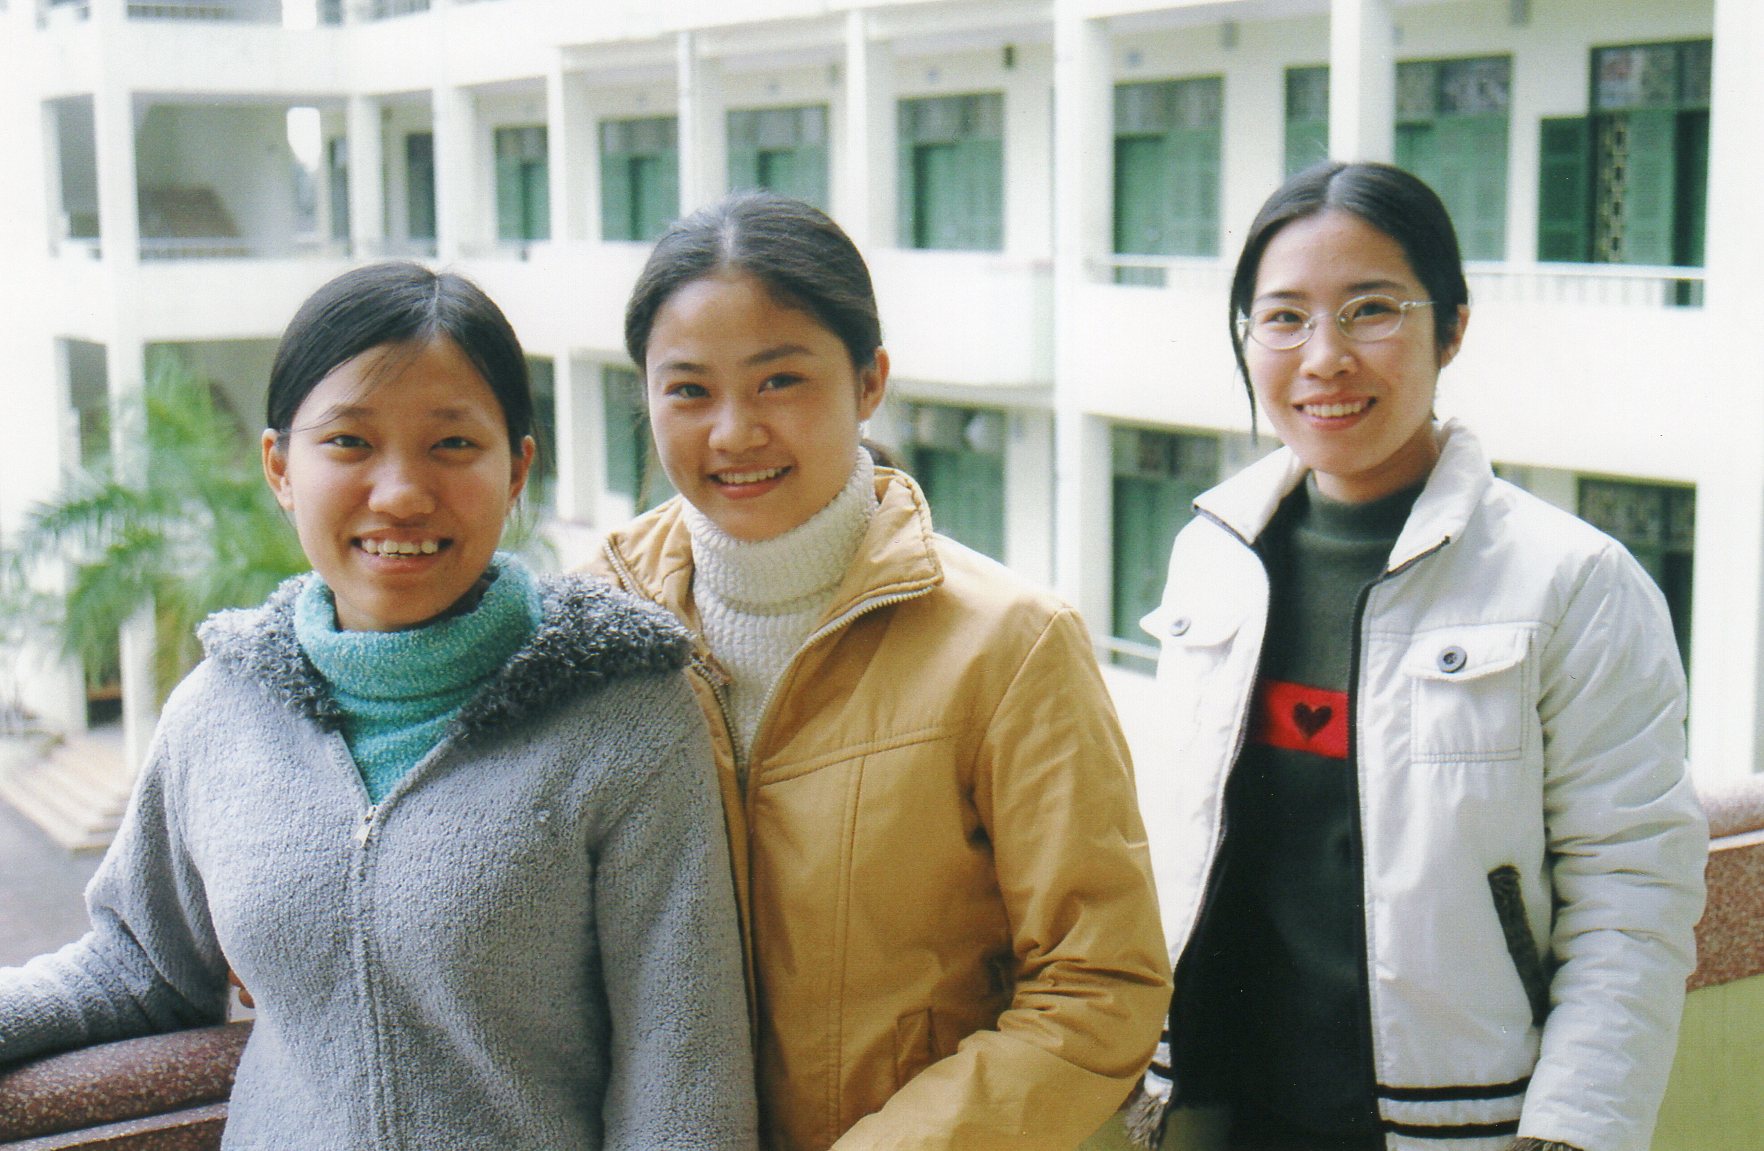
left=226, top=968, right=255, bottom=1010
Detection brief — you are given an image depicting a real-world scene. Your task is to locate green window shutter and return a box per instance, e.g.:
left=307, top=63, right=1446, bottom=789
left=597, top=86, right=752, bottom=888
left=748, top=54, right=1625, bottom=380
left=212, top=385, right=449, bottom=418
left=792, top=143, right=829, bottom=211
left=406, top=133, right=436, bottom=241
left=1674, top=109, right=1708, bottom=267
left=327, top=137, right=350, bottom=242
left=1537, top=117, right=1591, bottom=262
left=1110, top=473, right=1192, bottom=646
left=602, top=367, right=641, bottom=498
left=727, top=110, right=760, bottom=191
left=1114, top=134, right=1170, bottom=256
left=1621, top=108, right=1677, bottom=265
left=495, top=154, right=524, bottom=242
left=1285, top=118, right=1329, bottom=178
left=600, top=152, right=634, bottom=241
left=525, top=157, right=550, bottom=241
left=912, top=446, right=1005, bottom=559
left=632, top=151, right=680, bottom=242
left=966, top=136, right=1005, bottom=251
left=1166, top=126, right=1221, bottom=257
left=1395, top=121, right=1438, bottom=188
left=1434, top=116, right=1507, bottom=260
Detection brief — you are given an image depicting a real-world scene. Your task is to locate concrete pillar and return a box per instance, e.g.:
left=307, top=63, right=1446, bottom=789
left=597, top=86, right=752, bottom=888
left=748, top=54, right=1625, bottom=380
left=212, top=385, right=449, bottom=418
left=1003, top=409, right=1054, bottom=587
left=838, top=11, right=895, bottom=249
left=346, top=95, right=386, bottom=257
left=1328, top=0, right=1395, bottom=164
left=676, top=31, right=726, bottom=215
left=432, top=83, right=476, bottom=261
left=552, top=352, right=605, bottom=525
left=1051, top=8, right=1114, bottom=624
left=1004, top=43, right=1054, bottom=261
left=546, top=64, right=590, bottom=244
left=1690, top=0, right=1764, bottom=779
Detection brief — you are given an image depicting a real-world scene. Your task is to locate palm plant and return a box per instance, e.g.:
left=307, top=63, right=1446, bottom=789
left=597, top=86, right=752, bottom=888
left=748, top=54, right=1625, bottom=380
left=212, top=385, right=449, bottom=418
left=5, top=353, right=308, bottom=705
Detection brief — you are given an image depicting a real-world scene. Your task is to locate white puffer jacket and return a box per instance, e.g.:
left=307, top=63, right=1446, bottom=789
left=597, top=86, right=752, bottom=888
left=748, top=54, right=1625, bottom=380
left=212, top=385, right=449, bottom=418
left=1140, top=421, right=1707, bottom=1151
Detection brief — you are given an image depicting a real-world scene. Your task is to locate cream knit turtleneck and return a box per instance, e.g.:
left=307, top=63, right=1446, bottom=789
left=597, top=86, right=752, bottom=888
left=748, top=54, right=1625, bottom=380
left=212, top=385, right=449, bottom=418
left=684, top=449, right=878, bottom=756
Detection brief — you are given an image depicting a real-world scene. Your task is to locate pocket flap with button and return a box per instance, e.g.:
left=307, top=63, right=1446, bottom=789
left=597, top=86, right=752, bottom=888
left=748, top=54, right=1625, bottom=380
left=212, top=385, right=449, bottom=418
left=1401, top=625, right=1530, bottom=683
left=1142, top=603, right=1245, bottom=649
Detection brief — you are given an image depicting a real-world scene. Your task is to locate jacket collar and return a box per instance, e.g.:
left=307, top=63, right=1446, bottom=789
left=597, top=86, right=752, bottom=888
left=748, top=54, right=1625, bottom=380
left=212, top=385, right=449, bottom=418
left=602, top=467, right=944, bottom=638
left=198, top=572, right=692, bottom=739
left=1194, top=419, right=1493, bottom=572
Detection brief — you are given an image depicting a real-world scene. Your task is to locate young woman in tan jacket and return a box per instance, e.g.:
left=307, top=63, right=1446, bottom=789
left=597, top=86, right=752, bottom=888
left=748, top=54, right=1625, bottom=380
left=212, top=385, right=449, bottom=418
left=590, top=191, right=1170, bottom=1151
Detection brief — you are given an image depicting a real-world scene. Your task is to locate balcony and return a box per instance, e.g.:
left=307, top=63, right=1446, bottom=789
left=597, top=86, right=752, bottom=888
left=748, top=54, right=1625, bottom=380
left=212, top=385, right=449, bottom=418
left=870, top=248, right=1054, bottom=391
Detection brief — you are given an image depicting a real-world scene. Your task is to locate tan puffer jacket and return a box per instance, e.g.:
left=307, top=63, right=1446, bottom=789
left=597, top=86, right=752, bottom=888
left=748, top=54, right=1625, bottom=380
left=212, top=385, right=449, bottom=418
left=591, top=468, right=1169, bottom=1151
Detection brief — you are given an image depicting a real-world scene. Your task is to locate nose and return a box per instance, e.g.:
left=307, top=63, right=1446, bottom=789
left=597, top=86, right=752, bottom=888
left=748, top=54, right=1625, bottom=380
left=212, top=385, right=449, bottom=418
left=707, top=397, right=767, bottom=454
left=367, top=453, right=438, bottom=520
left=1300, top=315, right=1356, bottom=378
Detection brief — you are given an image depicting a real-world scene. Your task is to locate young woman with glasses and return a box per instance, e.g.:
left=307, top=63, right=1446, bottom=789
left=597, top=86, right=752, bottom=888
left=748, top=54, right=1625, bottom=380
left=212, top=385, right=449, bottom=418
left=1127, top=162, right=1707, bottom=1151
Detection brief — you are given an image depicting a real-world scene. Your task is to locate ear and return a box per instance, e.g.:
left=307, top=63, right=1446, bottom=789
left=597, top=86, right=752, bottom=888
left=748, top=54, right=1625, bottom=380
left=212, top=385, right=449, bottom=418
left=1437, top=306, right=1470, bottom=368
left=262, top=429, right=296, bottom=511
left=856, top=348, right=889, bottom=422
left=508, top=435, right=536, bottom=502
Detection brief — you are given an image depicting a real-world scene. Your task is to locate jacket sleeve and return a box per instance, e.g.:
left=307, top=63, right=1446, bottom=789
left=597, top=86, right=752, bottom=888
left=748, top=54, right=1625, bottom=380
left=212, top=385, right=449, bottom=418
left=836, top=608, right=1171, bottom=1151
left=1519, top=543, right=1708, bottom=1151
left=595, top=675, right=759, bottom=1151
left=0, top=730, right=229, bottom=1065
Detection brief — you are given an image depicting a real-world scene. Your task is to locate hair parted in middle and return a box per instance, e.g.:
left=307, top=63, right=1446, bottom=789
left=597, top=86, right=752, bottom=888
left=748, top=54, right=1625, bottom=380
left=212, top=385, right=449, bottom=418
left=624, top=190, right=884, bottom=375
left=266, top=261, right=534, bottom=453
left=1228, top=161, right=1469, bottom=425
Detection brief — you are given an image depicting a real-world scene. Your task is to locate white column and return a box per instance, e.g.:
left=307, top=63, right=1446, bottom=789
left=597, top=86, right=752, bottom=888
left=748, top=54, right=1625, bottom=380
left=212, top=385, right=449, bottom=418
left=432, top=83, right=475, bottom=261
left=1051, top=7, right=1114, bottom=623
left=676, top=31, right=726, bottom=214
left=1003, top=409, right=1055, bottom=587
left=552, top=352, right=605, bottom=525
left=1690, top=0, right=1764, bottom=780
left=547, top=63, right=589, bottom=244
left=839, top=10, right=895, bottom=249
left=1329, top=0, right=1396, bottom=163
left=1004, top=44, right=1055, bottom=261
left=346, top=95, right=385, bottom=256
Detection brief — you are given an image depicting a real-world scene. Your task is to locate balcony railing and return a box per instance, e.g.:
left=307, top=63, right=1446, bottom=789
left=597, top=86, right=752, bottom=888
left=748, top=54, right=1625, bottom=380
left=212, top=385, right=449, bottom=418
left=126, top=0, right=280, bottom=19
left=1096, top=255, right=1706, bottom=309
left=1467, top=260, right=1705, bottom=308
left=138, top=236, right=349, bottom=260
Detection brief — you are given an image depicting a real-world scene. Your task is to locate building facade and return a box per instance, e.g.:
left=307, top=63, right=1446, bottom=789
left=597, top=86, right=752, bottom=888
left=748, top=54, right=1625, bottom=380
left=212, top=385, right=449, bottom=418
left=1, top=0, right=1759, bottom=792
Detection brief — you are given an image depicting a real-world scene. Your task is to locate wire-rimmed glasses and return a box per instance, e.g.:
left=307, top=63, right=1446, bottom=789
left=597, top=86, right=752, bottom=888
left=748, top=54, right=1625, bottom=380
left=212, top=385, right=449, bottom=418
left=1237, top=294, right=1436, bottom=351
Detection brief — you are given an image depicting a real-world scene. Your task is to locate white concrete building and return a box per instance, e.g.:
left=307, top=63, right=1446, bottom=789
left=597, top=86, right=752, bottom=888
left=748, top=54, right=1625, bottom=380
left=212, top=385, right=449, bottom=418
left=1, top=0, right=1758, bottom=822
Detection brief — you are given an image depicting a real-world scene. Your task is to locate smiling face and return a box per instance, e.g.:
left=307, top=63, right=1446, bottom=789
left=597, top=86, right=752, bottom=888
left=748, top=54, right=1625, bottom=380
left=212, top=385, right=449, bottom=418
left=644, top=272, right=887, bottom=542
left=262, top=336, right=534, bottom=631
left=1247, top=208, right=1468, bottom=504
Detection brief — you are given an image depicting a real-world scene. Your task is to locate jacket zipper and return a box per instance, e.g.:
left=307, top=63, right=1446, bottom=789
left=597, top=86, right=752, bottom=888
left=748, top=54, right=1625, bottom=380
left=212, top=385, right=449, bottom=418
left=1346, top=536, right=1451, bottom=1129
left=1166, top=509, right=1267, bottom=1104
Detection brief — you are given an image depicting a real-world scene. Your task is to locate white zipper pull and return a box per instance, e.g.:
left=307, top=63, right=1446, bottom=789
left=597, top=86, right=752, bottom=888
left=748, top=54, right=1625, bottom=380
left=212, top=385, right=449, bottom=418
left=355, top=806, right=377, bottom=846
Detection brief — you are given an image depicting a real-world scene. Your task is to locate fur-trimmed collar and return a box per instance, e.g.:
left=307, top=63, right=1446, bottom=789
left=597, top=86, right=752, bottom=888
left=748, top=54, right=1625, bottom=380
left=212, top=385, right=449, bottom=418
left=197, top=572, right=692, bottom=742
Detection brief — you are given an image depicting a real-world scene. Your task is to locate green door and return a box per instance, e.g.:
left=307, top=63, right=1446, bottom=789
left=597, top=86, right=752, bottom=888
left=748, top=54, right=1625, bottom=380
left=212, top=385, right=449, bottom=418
left=1111, top=474, right=1199, bottom=655
left=912, top=446, right=1005, bottom=560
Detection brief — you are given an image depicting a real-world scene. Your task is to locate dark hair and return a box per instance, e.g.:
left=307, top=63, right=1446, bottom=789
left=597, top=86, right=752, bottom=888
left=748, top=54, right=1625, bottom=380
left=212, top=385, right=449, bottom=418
left=267, top=262, right=533, bottom=451
left=1228, top=161, right=1469, bottom=423
left=624, top=190, right=883, bottom=374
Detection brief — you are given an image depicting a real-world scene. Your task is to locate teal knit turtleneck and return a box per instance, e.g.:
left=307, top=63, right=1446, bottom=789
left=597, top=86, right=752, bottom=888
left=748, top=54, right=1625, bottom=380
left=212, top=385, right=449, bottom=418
left=293, top=552, right=543, bottom=802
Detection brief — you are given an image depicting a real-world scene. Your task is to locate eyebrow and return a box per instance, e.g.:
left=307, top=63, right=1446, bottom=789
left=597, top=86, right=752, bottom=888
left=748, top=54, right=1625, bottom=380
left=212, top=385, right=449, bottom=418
left=657, top=343, right=815, bottom=374
left=1254, top=278, right=1411, bottom=304
left=309, top=403, right=491, bottom=425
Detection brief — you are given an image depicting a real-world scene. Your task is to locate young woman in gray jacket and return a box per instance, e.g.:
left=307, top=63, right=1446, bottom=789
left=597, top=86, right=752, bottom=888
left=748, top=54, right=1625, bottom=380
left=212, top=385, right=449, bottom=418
left=0, top=263, right=758, bottom=1151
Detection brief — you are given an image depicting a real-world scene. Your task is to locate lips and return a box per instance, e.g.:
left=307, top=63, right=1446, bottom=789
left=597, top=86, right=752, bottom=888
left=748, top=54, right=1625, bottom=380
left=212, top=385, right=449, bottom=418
left=1298, top=398, right=1373, bottom=419
left=357, top=538, right=447, bottom=556
left=712, top=466, right=789, bottom=486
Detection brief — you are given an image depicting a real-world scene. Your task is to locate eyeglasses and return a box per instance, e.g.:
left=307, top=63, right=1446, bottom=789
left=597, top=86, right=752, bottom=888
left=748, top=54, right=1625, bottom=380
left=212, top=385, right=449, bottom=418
left=1237, top=294, right=1435, bottom=351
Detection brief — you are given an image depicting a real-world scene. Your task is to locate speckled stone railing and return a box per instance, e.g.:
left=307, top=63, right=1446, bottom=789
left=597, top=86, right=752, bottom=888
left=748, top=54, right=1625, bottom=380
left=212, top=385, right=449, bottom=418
left=1691, top=774, right=1764, bottom=993
left=0, top=1021, right=248, bottom=1149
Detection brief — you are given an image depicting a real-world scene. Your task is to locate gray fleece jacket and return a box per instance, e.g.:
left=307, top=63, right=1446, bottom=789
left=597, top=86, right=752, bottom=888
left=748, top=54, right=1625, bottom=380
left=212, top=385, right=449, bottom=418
left=0, top=573, right=758, bottom=1151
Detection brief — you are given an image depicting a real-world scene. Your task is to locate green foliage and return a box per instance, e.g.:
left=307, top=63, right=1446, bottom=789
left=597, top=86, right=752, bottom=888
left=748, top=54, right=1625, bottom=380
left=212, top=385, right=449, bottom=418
left=6, top=353, right=306, bottom=702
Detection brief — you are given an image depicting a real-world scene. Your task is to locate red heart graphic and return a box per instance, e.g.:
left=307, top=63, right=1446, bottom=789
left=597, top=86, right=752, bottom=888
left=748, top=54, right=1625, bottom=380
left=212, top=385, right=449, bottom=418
left=1293, top=702, right=1333, bottom=739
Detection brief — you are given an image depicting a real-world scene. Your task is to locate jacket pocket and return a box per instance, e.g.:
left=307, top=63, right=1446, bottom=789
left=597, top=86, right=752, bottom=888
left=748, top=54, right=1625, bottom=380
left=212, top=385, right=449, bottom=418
left=1143, top=603, right=1245, bottom=736
left=1487, top=864, right=1550, bottom=1028
left=893, top=1008, right=939, bottom=1090
left=1402, top=624, right=1535, bottom=762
